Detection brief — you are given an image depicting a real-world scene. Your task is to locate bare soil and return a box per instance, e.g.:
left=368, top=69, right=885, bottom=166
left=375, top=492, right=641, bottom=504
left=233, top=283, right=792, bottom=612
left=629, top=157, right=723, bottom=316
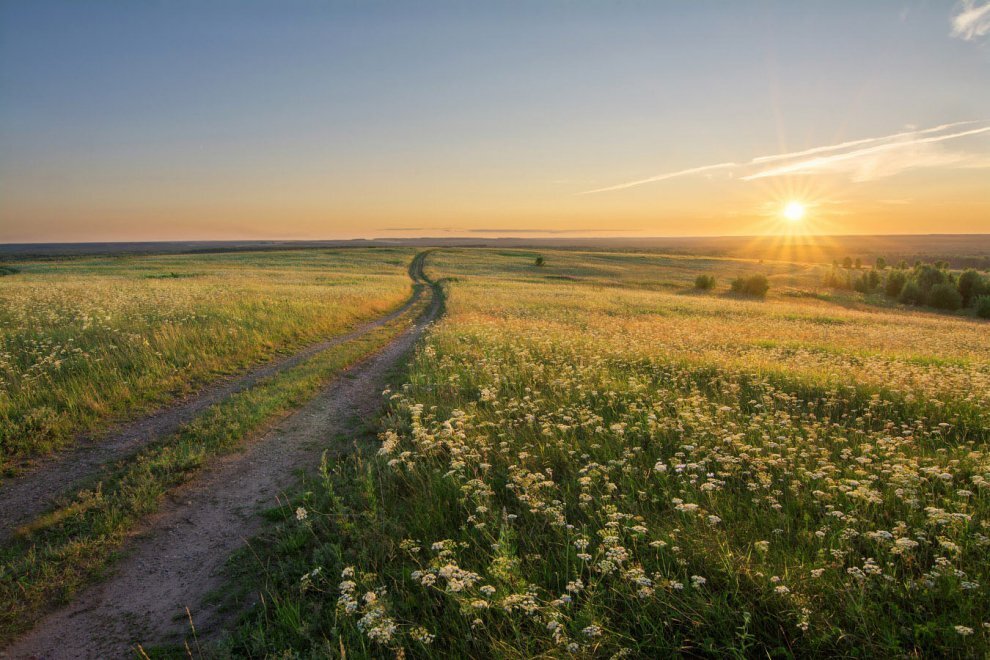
left=3, top=272, right=440, bottom=659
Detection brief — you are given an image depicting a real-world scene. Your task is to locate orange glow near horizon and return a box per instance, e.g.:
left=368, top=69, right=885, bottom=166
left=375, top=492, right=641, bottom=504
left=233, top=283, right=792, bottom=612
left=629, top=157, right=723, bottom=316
left=1, top=5, right=988, bottom=243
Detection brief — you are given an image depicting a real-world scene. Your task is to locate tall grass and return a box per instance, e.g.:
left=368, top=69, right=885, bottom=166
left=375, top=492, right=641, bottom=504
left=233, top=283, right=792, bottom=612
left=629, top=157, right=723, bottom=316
left=0, top=291, right=429, bottom=645
left=0, top=249, right=413, bottom=470
left=228, top=249, right=989, bottom=657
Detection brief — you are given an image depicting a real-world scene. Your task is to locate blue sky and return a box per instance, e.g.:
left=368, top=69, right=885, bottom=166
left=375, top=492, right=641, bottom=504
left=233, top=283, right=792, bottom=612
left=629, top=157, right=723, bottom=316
left=1, top=1, right=988, bottom=241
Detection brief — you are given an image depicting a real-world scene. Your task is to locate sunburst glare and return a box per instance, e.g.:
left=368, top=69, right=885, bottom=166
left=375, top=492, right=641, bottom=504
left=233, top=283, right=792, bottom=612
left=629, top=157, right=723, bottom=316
left=783, top=201, right=805, bottom=222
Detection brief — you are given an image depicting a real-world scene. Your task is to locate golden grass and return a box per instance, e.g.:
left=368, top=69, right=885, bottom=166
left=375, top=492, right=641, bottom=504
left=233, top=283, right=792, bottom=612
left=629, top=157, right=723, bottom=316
left=227, top=248, right=990, bottom=657
left=0, top=248, right=414, bottom=469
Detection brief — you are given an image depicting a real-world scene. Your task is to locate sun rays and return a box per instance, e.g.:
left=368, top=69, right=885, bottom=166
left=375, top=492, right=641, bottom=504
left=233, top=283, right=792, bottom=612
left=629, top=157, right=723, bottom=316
left=783, top=201, right=806, bottom=222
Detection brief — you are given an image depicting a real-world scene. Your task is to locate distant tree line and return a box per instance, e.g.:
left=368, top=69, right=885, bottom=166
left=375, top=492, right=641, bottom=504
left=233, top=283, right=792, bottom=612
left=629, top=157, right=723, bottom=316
left=829, top=254, right=990, bottom=271
left=825, top=257, right=990, bottom=317
left=882, top=254, right=990, bottom=271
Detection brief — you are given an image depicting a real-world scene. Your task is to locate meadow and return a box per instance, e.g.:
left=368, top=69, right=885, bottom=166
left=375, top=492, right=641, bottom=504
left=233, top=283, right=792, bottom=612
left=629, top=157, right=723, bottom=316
left=0, top=248, right=432, bottom=643
left=0, top=248, right=414, bottom=471
left=231, top=249, right=990, bottom=657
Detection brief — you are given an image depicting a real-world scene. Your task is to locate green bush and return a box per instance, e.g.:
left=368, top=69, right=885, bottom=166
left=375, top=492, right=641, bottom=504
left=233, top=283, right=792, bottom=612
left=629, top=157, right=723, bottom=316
left=731, top=274, right=769, bottom=298
left=928, top=283, right=962, bottom=311
left=913, top=263, right=946, bottom=292
left=694, top=274, right=716, bottom=290
left=854, top=270, right=881, bottom=293
left=824, top=268, right=851, bottom=290
left=899, top=280, right=923, bottom=305
left=958, top=269, right=987, bottom=307
left=884, top=270, right=907, bottom=298
left=975, top=295, right=990, bottom=319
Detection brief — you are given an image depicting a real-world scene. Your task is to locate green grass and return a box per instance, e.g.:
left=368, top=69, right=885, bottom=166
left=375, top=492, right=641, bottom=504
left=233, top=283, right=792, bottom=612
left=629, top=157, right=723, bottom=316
left=0, top=287, right=430, bottom=645
left=223, top=249, right=989, bottom=657
left=0, top=248, right=413, bottom=470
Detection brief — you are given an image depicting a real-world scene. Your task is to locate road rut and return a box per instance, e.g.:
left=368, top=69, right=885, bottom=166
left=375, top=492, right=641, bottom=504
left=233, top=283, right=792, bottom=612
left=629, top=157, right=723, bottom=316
left=0, top=254, right=427, bottom=543
left=4, top=255, right=441, bottom=659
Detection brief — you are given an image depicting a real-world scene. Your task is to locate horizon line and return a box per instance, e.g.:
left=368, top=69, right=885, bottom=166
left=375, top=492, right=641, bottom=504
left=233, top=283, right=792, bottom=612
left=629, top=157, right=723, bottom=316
left=3, top=231, right=990, bottom=247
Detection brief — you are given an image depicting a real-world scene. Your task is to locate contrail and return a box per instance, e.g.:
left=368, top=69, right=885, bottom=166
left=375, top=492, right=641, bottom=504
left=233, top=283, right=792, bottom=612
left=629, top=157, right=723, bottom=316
left=749, top=120, right=979, bottom=164
left=741, top=124, right=990, bottom=180
left=579, top=162, right=739, bottom=194
left=580, top=120, right=988, bottom=194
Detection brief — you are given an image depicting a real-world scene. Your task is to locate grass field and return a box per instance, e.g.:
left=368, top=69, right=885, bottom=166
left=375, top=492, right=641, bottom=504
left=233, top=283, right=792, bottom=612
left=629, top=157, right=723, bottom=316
left=0, top=248, right=414, bottom=471
left=0, top=298, right=428, bottom=643
left=0, top=248, right=432, bottom=644
left=230, top=249, right=990, bottom=657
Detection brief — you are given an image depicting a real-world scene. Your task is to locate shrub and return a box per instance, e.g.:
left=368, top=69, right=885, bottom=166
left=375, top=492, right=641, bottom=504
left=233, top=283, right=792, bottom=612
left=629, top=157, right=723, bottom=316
left=823, top=268, right=851, bottom=290
left=854, top=270, right=881, bottom=293
left=694, top=274, right=716, bottom=291
left=928, top=283, right=962, bottom=310
left=731, top=274, right=769, bottom=298
left=534, top=256, right=545, bottom=267
left=899, top=280, right=923, bottom=305
left=957, top=269, right=987, bottom=307
left=913, top=263, right=946, bottom=292
left=885, top=270, right=907, bottom=298
left=975, top=295, right=990, bottom=319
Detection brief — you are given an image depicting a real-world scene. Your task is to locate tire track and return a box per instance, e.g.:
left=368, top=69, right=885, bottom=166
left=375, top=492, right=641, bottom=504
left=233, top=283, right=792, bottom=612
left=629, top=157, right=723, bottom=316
left=0, top=252, right=429, bottom=543
left=4, top=258, right=443, bottom=659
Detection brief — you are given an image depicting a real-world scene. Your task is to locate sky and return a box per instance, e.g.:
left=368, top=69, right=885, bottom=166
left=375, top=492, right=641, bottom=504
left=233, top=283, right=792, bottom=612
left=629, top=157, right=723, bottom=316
left=1, top=1, right=988, bottom=242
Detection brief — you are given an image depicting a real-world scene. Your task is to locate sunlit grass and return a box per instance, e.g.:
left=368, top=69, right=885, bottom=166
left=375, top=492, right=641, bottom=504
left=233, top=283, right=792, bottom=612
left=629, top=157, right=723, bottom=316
left=0, top=249, right=414, bottom=471
left=229, top=248, right=990, bottom=657
left=0, top=285, right=430, bottom=645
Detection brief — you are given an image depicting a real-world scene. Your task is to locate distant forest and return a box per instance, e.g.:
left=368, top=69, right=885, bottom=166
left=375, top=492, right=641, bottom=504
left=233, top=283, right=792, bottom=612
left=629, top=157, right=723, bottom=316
left=2, top=234, right=989, bottom=269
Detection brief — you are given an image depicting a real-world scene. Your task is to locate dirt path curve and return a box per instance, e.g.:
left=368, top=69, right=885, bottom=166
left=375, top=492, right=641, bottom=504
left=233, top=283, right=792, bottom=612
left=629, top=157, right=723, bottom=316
left=4, top=254, right=442, bottom=659
left=0, top=253, right=429, bottom=543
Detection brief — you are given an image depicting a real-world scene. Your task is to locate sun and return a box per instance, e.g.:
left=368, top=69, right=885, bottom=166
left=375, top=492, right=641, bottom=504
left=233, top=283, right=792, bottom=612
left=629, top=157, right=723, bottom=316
left=783, top=201, right=805, bottom=222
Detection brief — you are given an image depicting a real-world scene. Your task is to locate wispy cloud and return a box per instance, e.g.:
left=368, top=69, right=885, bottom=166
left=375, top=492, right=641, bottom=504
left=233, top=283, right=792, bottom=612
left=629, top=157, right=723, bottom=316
left=469, top=228, right=631, bottom=234
left=580, top=121, right=990, bottom=193
left=951, top=0, right=990, bottom=40
left=579, top=162, right=738, bottom=194
left=382, top=227, right=460, bottom=232
left=748, top=121, right=977, bottom=164
left=381, top=227, right=632, bottom=235
left=741, top=124, right=990, bottom=181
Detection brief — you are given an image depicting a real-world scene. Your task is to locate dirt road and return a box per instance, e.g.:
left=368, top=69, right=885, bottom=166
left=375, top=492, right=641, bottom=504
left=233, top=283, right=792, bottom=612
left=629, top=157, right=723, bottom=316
left=3, top=253, right=441, bottom=658
left=0, top=253, right=428, bottom=543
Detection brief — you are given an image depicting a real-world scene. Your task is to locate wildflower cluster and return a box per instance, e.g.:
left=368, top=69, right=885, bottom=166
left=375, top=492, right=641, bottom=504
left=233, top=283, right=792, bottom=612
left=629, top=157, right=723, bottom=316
left=0, top=249, right=411, bottom=466
left=335, top=567, right=435, bottom=650
left=235, top=249, right=990, bottom=657
left=349, top=251, right=990, bottom=655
